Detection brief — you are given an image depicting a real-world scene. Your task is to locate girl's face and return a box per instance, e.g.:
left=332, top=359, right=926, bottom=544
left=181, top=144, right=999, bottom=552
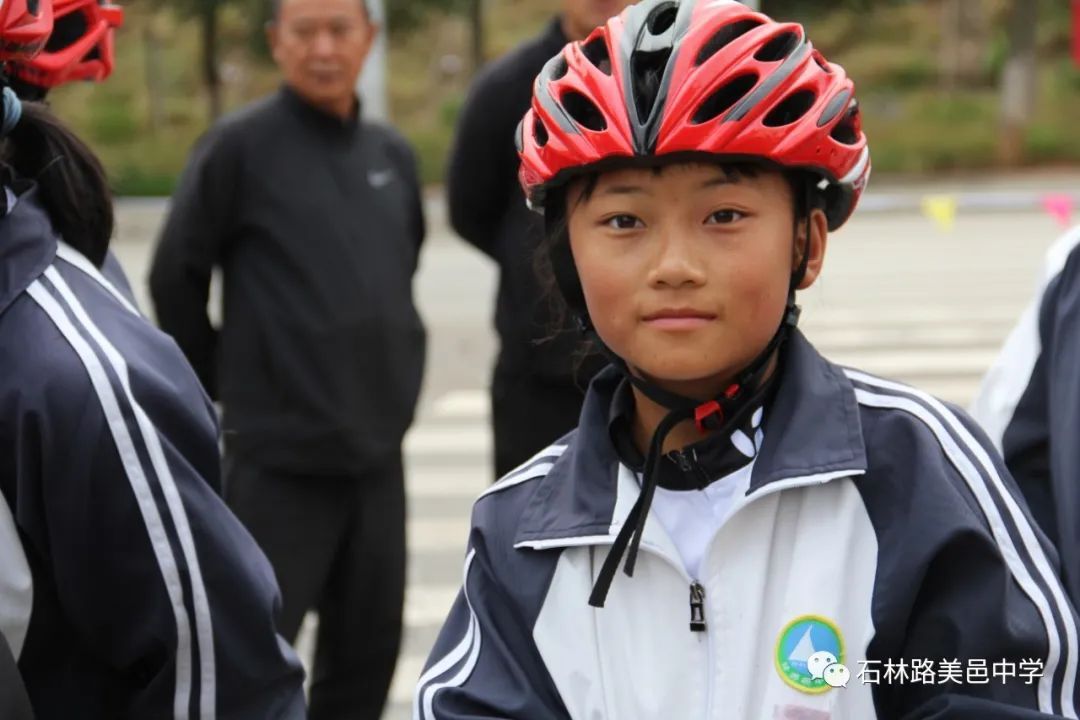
left=566, top=162, right=827, bottom=399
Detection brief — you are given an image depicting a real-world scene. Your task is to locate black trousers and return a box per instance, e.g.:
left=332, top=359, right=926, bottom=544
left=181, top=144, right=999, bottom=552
left=0, top=632, right=32, bottom=720
left=492, top=370, right=589, bottom=479
left=224, top=454, right=406, bottom=720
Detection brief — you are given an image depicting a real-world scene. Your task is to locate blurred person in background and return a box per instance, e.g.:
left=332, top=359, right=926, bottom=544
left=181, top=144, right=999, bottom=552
left=447, top=0, right=633, bottom=479
left=149, top=0, right=425, bottom=716
left=972, top=223, right=1080, bottom=607
left=0, top=0, right=306, bottom=716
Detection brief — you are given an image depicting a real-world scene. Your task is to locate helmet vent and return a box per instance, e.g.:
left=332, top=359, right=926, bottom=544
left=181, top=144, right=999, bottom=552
left=549, top=54, right=569, bottom=81
left=562, top=90, right=608, bottom=132
left=647, top=2, right=678, bottom=35
left=582, top=35, right=613, bottom=76
left=695, top=19, right=763, bottom=66
left=534, top=117, right=550, bottom=147
left=631, top=48, right=672, bottom=124
left=691, top=73, right=758, bottom=124
left=754, top=31, right=800, bottom=62
left=763, top=89, right=816, bottom=127
left=830, top=102, right=860, bottom=145
left=46, top=10, right=91, bottom=53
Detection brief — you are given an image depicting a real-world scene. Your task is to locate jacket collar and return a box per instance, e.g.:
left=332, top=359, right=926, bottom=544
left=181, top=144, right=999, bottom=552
left=607, top=371, right=772, bottom=490
left=279, top=84, right=362, bottom=139
left=513, top=330, right=868, bottom=550
left=0, top=183, right=58, bottom=317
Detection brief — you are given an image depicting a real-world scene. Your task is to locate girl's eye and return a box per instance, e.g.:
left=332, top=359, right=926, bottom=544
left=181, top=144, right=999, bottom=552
left=706, top=209, right=745, bottom=225
left=604, top=214, right=643, bottom=230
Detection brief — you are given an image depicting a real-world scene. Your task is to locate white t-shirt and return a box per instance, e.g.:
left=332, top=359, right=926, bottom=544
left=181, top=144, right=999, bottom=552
left=650, top=460, right=755, bottom=579
left=647, top=407, right=764, bottom=579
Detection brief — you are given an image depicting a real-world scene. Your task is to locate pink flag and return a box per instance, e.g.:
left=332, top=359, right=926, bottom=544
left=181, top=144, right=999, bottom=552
left=1042, top=194, right=1075, bottom=229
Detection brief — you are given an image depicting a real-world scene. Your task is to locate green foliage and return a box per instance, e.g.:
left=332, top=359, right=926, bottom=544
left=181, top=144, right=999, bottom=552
left=88, top=92, right=139, bottom=145
left=39, top=0, right=1080, bottom=195
left=388, top=0, right=469, bottom=35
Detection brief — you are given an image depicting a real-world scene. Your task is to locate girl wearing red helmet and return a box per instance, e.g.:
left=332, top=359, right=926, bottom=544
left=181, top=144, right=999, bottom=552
left=418, top=2, right=1080, bottom=718
left=0, top=2, right=307, bottom=718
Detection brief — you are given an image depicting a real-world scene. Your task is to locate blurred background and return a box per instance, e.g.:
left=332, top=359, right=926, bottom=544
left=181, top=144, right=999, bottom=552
left=56, top=0, right=1080, bottom=194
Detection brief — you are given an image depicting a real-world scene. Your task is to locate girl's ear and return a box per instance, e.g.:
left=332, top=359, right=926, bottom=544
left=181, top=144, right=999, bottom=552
left=794, top=208, right=828, bottom=291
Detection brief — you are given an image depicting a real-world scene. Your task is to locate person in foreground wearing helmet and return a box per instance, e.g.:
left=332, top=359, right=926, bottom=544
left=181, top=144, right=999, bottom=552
left=0, top=1, right=306, bottom=717
left=417, top=2, right=1080, bottom=718
left=971, top=223, right=1080, bottom=610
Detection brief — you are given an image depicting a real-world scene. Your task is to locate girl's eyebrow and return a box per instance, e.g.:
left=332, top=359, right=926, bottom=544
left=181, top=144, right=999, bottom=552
left=701, top=174, right=740, bottom=189
left=600, top=184, right=650, bottom=196
left=599, top=170, right=741, bottom=196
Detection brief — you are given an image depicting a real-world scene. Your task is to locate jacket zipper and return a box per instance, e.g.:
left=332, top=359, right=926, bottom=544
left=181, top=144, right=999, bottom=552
left=616, top=537, right=706, bottom=635
left=689, top=581, right=706, bottom=631
left=671, top=447, right=712, bottom=488
left=618, top=544, right=714, bottom=717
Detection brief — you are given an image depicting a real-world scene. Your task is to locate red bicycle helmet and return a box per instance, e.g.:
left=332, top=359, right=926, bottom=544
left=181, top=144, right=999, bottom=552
left=517, top=0, right=870, bottom=230
left=0, top=0, right=55, bottom=64
left=11, top=0, right=123, bottom=90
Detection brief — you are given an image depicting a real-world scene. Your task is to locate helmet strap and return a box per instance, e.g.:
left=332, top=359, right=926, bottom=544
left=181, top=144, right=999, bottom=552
left=583, top=193, right=813, bottom=608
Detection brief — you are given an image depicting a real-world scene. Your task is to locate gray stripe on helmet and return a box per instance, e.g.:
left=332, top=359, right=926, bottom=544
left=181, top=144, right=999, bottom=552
left=724, top=34, right=810, bottom=123
left=536, top=54, right=581, bottom=134
left=817, top=87, right=852, bottom=127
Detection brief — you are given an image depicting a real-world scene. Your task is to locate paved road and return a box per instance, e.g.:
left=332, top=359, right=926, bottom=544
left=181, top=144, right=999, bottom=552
left=112, top=192, right=1070, bottom=719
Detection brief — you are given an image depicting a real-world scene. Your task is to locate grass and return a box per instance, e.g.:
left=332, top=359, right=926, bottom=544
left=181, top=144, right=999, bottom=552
left=39, top=0, right=1080, bottom=195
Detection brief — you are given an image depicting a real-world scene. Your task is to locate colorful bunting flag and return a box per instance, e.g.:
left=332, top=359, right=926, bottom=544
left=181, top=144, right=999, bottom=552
left=921, top=195, right=958, bottom=233
left=1042, top=193, right=1075, bottom=229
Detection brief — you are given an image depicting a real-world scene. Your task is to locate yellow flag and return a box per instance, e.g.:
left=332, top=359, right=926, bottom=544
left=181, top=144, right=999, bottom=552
left=921, top=195, right=958, bottom=233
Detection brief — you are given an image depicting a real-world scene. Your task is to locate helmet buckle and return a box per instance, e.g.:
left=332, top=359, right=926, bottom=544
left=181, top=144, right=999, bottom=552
left=694, top=400, right=724, bottom=434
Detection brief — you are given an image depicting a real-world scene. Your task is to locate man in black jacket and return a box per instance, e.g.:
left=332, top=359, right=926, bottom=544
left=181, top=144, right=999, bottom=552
left=149, top=0, right=424, bottom=716
left=447, top=0, right=632, bottom=479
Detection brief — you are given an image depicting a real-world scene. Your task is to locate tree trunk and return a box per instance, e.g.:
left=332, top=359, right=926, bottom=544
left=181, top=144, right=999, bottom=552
left=144, top=17, right=165, bottom=134
left=469, top=0, right=484, bottom=73
left=200, top=0, right=222, bottom=121
left=940, top=0, right=988, bottom=90
left=998, top=0, right=1037, bottom=166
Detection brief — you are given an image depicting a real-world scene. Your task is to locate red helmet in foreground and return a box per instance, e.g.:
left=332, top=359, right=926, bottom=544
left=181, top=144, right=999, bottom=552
left=0, top=0, right=55, bottom=64
left=517, top=0, right=870, bottom=230
left=10, top=0, right=124, bottom=90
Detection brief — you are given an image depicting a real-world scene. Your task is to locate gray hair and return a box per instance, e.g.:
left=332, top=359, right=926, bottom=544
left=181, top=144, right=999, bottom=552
left=270, top=0, right=370, bottom=22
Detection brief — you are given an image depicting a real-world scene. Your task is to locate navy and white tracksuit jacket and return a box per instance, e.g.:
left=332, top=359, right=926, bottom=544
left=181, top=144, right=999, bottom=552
left=0, top=185, right=307, bottom=718
left=418, top=330, right=1080, bottom=719
left=972, top=224, right=1080, bottom=610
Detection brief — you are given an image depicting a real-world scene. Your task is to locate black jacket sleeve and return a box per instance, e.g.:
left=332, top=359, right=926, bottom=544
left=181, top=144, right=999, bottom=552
left=149, top=124, right=241, bottom=399
left=880, top=410, right=1080, bottom=719
left=445, top=66, right=519, bottom=259
left=20, top=351, right=306, bottom=718
left=415, top=532, right=569, bottom=719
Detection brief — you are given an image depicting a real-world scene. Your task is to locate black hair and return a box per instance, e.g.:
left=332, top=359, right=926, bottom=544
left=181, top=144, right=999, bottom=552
left=533, top=160, right=823, bottom=346
left=270, top=0, right=370, bottom=22
left=1, top=99, right=114, bottom=267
